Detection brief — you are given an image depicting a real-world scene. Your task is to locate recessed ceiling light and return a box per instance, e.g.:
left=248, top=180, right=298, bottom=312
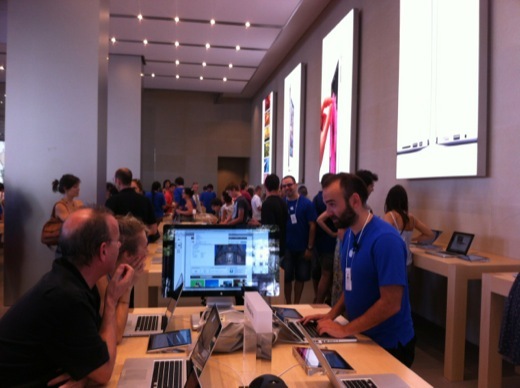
left=210, top=19, right=216, bottom=25
left=202, top=62, right=207, bottom=67
left=176, top=74, right=180, bottom=79
left=143, top=39, right=148, bottom=46
left=174, top=41, right=180, bottom=47
left=245, top=21, right=251, bottom=28
left=235, top=45, right=241, bottom=51
left=110, top=37, right=116, bottom=44
left=151, top=73, right=155, bottom=78
left=137, top=14, right=143, bottom=21
left=200, top=76, right=204, bottom=80
left=0, top=65, right=5, bottom=71
left=205, top=43, right=211, bottom=49
left=223, top=77, right=227, bottom=82
left=228, top=63, right=233, bottom=68
left=175, top=60, right=180, bottom=65
left=174, top=16, right=180, bottom=23
left=140, top=73, right=144, bottom=77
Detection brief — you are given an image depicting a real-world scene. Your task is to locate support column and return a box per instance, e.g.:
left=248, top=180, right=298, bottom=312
left=4, top=0, right=109, bottom=303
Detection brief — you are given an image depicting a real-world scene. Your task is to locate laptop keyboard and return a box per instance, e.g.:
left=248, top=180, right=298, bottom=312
left=136, top=315, right=159, bottom=332
left=302, top=321, right=323, bottom=337
left=151, top=360, right=183, bottom=388
left=342, top=378, right=377, bottom=388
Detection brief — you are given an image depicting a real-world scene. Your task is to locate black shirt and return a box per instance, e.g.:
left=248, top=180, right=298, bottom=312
left=0, top=258, right=109, bottom=386
left=105, top=187, right=156, bottom=225
left=261, top=195, right=288, bottom=257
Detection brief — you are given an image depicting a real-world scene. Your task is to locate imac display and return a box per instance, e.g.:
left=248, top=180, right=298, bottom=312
left=320, top=9, right=359, bottom=180
left=283, top=64, right=304, bottom=182
left=262, top=92, right=274, bottom=183
left=397, top=0, right=488, bottom=178
left=162, top=224, right=280, bottom=299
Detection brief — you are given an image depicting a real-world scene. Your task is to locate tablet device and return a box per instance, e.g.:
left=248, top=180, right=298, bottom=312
left=292, top=346, right=354, bottom=376
left=272, top=306, right=303, bottom=320
left=146, top=329, right=192, bottom=353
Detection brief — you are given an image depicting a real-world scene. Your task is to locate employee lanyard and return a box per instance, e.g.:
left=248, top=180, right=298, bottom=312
left=286, top=196, right=299, bottom=215
left=345, top=212, right=372, bottom=291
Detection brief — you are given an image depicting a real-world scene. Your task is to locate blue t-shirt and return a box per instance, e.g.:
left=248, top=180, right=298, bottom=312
left=285, top=196, right=317, bottom=252
left=145, top=191, right=166, bottom=219
left=313, top=191, right=337, bottom=253
left=341, top=216, right=414, bottom=349
left=200, top=191, right=217, bottom=214
left=174, top=187, right=185, bottom=208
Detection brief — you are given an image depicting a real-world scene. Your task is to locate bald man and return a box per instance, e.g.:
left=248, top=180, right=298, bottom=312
left=0, top=208, right=134, bottom=387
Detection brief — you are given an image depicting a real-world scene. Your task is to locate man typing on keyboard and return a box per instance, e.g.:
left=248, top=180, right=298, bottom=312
left=302, top=173, right=416, bottom=367
left=0, top=207, right=134, bottom=386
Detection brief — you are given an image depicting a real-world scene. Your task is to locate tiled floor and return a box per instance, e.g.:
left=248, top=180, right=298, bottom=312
left=1, top=249, right=520, bottom=387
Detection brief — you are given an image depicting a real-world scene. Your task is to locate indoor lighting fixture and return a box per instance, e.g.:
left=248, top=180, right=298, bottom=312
left=176, top=74, right=180, bottom=79
left=245, top=21, right=251, bottom=28
left=210, top=19, right=216, bottom=25
left=202, top=62, right=207, bottom=67
left=235, top=45, right=241, bottom=51
left=140, top=73, right=144, bottom=77
left=200, top=76, right=204, bottom=80
left=205, top=43, right=211, bottom=49
left=174, top=41, right=180, bottom=47
left=175, top=60, right=180, bottom=65
left=223, top=77, right=227, bottom=82
left=151, top=73, right=155, bottom=78
left=0, top=65, right=4, bottom=71
left=110, top=37, right=116, bottom=44
left=143, top=39, right=148, bottom=46
left=174, top=16, right=180, bottom=23
left=228, top=63, right=233, bottom=68
left=137, top=13, right=143, bottom=21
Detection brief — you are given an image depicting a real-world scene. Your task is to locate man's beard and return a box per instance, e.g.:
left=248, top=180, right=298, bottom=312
left=331, top=203, right=358, bottom=229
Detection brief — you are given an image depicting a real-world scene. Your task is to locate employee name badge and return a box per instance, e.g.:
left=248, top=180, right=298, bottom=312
left=345, top=268, right=352, bottom=291
left=290, top=214, right=297, bottom=224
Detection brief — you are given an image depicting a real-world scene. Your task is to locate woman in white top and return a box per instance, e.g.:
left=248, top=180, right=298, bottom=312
left=51, top=174, right=84, bottom=222
left=383, top=185, right=434, bottom=267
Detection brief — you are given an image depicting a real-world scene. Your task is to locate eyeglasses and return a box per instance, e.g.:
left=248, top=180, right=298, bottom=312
left=281, top=183, right=294, bottom=189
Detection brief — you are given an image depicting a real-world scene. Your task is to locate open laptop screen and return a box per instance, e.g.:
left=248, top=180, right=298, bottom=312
left=162, top=224, right=280, bottom=298
left=446, top=231, right=474, bottom=255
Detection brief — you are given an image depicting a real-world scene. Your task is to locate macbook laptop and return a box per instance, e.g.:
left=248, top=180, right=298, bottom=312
left=272, top=307, right=357, bottom=344
left=118, top=304, right=222, bottom=388
left=299, top=322, right=409, bottom=388
left=123, top=274, right=184, bottom=337
left=426, top=231, right=474, bottom=258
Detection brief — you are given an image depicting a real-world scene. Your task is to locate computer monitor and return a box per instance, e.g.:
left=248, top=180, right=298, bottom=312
left=162, top=224, right=280, bottom=301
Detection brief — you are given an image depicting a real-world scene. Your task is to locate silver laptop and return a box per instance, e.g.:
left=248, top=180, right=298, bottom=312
left=300, top=323, right=409, bottom=388
left=123, top=274, right=184, bottom=337
left=272, top=307, right=357, bottom=344
left=426, top=231, right=474, bottom=258
left=118, top=304, right=222, bottom=388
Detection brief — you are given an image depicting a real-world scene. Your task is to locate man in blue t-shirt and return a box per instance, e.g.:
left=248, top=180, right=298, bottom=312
left=302, top=173, right=415, bottom=367
left=281, top=175, right=317, bottom=304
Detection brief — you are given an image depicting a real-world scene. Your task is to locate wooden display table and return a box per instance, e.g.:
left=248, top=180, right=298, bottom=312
left=411, top=247, right=520, bottom=381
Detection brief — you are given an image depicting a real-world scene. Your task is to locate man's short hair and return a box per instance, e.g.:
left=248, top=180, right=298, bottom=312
left=117, top=215, right=147, bottom=258
left=174, top=176, right=184, bottom=186
left=59, top=207, right=112, bottom=268
left=264, top=174, right=280, bottom=192
left=115, top=168, right=132, bottom=186
left=355, top=169, right=379, bottom=187
left=322, top=173, right=368, bottom=206
left=282, top=175, right=296, bottom=184
left=240, top=180, right=248, bottom=190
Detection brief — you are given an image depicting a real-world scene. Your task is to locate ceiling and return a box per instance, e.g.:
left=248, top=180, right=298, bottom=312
left=0, top=0, right=332, bottom=98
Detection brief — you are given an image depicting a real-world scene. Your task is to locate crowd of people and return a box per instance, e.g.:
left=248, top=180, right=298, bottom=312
left=0, top=166, right=434, bottom=384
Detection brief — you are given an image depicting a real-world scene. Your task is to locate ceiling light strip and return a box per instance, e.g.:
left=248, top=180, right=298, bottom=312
left=114, top=39, right=266, bottom=52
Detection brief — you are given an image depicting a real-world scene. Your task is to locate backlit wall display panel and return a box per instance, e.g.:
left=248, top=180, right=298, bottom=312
left=320, top=9, right=359, bottom=180
left=397, top=0, right=487, bottom=179
left=262, top=92, right=274, bottom=183
left=283, top=64, right=304, bottom=182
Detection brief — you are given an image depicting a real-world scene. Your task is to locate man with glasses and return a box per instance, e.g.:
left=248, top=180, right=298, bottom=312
left=281, top=175, right=317, bottom=304
left=0, top=208, right=135, bottom=386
